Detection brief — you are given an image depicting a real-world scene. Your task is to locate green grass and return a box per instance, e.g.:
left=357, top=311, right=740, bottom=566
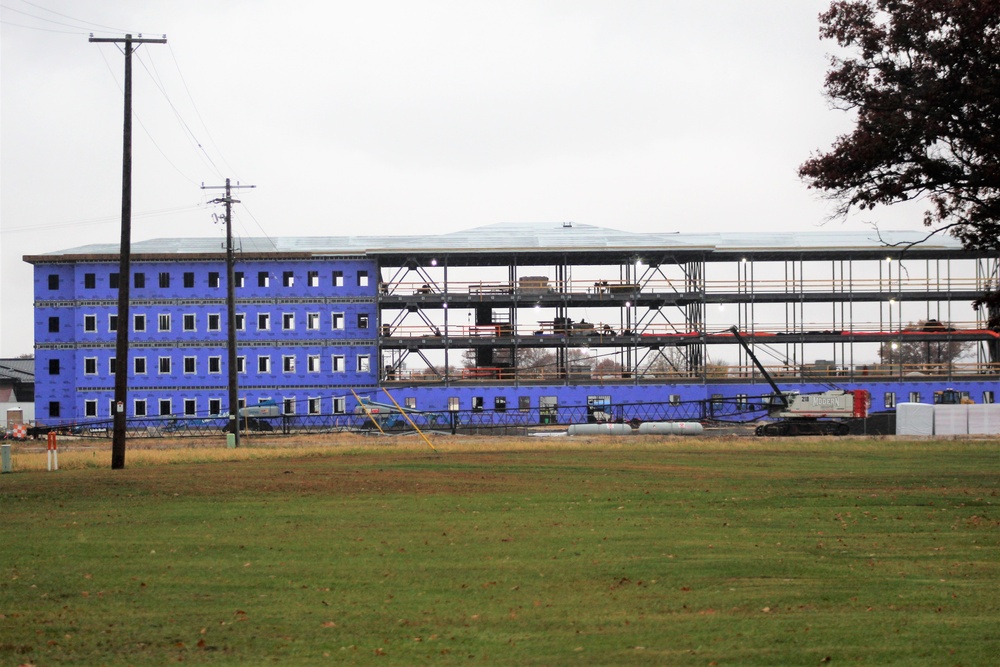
left=1, top=438, right=998, bottom=665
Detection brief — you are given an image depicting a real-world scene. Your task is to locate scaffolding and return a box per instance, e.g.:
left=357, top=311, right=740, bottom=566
left=376, top=243, right=1000, bottom=386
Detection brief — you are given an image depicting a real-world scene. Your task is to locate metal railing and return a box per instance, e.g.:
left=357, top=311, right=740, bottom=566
left=383, top=360, right=1000, bottom=384
left=380, top=322, right=996, bottom=338
left=381, top=276, right=991, bottom=297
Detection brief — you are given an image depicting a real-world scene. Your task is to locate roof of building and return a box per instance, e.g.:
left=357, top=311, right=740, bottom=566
left=0, top=358, right=34, bottom=383
left=24, top=222, right=971, bottom=262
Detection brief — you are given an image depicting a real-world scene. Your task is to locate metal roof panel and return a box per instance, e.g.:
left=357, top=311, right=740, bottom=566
left=25, top=222, right=967, bottom=260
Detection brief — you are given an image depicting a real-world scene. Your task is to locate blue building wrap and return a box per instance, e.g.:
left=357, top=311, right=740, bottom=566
left=33, top=257, right=379, bottom=423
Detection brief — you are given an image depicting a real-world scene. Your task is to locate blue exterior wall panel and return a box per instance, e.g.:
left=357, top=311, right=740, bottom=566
left=32, top=256, right=379, bottom=425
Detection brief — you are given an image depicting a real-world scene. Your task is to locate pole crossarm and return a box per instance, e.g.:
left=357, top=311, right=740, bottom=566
left=89, top=33, right=167, bottom=43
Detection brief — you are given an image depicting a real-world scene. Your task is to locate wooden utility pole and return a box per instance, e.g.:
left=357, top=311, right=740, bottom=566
left=202, top=179, right=255, bottom=447
left=89, top=33, right=167, bottom=469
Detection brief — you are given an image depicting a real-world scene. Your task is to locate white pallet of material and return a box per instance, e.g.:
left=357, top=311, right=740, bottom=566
left=967, top=404, right=1000, bottom=435
left=933, top=404, right=969, bottom=435
left=896, top=402, right=934, bottom=436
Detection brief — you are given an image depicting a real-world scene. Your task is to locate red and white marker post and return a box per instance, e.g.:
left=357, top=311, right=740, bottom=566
left=46, top=432, right=59, bottom=471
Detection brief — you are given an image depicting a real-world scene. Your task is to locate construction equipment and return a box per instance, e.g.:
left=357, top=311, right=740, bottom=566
left=933, top=388, right=973, bottom=405
left=237, top=400, right=279, bottom=431
left=730, top=326, right=870, bottom=436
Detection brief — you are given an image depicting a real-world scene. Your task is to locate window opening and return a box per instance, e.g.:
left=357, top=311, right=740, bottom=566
left=539, top=396, right=558, bottom=424
left=587, top=395, right=611, bottom=422
left=357, top=354, right=370, bottom=373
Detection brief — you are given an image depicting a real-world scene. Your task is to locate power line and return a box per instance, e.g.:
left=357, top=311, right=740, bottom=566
left=0, top=3, right=91, bottom=30
left=17, top=0, right=131, bottom=33
left=103, top=38, right=244, bottom=194
left=0, top=2, right=138, bottom=35
left=0, top=18, right=81, bottom=33
left=234, top=204, right=279, bottom=251
left=1, top=205, right=205, bottom=234
left=134, top=49, right=224, bottom=180
left=96, top=46, right=201, bottom=186
left=168, top=44, right=243, bottom=181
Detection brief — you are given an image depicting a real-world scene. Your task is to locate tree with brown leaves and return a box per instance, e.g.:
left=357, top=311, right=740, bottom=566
left=800, top=1, right=1000, bottom=250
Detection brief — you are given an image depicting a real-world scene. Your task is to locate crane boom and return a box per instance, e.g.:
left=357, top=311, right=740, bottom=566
left=729, top=326, right=788, bottom=409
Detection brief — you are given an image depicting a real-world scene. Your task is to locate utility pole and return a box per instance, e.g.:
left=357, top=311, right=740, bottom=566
left=89, top=33, right=167, bottom=469
left=202, top=179, right=255, bottom=447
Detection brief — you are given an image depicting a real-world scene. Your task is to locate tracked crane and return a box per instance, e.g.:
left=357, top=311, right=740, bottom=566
left=729, top=326, right=869, bottom=436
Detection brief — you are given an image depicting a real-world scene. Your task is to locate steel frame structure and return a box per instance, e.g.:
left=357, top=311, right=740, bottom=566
left=374, top=242, right=1000, bottom=386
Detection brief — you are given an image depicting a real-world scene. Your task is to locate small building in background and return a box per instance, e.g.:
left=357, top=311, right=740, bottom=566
left=0, top=357, right=35, bottom=428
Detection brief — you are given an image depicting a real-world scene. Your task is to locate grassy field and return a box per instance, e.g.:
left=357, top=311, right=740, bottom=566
left=1, top=435, right=997, bottom=665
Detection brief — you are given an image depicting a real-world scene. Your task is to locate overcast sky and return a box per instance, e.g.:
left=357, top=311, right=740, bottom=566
left=1, top=1, right=930, bottom=357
